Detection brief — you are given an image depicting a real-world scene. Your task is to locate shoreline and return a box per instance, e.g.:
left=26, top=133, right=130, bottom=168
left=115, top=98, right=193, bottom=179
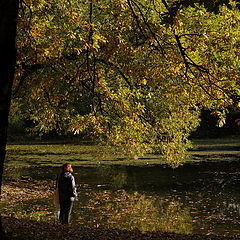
left=2, top=216, right=240, bottom=240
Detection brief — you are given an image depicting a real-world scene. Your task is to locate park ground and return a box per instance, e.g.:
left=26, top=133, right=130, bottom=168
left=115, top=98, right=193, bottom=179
left=2, top=215, right=240, bottom=240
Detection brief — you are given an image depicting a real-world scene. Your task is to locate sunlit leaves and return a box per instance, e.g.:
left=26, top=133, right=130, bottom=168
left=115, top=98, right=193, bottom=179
left=175, top=3, right=240, bottom=108
left=12, top=0, right=240, bottom=166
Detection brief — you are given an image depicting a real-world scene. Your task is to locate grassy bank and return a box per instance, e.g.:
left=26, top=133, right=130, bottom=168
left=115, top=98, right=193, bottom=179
left=5, top=138, right=240, bottom=168
left=5, top=142, right=164, bottom=167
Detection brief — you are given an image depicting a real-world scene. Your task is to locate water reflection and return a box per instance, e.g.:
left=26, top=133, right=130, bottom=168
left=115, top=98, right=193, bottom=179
left=97, top=166, right=127, bottom=189
left=106, top=192, right=192, bottom=234
left=2, top=161, right=240, bottom=236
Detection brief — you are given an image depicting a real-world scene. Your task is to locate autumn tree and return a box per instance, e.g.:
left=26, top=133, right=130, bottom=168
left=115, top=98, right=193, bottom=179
left=11, top=0, right=240, bottom=167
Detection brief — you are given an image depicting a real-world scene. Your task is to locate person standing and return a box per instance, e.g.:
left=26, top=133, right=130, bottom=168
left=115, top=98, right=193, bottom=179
left=57, top=163, right=77, bottom=224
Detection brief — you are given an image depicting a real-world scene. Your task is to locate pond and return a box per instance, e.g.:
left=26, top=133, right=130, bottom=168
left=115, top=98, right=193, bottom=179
left=2, top=160, right=240, bottom=237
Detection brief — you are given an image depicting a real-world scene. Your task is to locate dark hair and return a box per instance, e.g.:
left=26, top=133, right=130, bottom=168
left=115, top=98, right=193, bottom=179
left=62, top=163, right=73, bottom=173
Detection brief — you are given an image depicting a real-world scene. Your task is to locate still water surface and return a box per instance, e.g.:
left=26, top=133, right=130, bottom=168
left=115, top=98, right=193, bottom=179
left=3, top=161, right=240, bottom=236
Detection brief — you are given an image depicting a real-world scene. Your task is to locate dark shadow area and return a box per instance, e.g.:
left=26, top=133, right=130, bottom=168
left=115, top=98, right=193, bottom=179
left=191, top=110, right=240, bottom=139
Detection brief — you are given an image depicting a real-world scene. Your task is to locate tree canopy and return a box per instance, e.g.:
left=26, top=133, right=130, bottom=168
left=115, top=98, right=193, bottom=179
left=11, top=0, right=240, bottom=166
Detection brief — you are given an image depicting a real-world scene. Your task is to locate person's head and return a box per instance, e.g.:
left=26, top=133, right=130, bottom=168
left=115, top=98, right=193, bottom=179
left=62, top=163, right=73, bottom=173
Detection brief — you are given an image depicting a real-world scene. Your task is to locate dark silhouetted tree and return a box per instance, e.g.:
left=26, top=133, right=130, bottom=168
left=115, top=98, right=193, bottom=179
left=0, top=0, right=19, bottom=238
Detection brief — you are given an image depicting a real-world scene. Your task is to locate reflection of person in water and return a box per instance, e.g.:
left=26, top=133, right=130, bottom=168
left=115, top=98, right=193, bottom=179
left=57, top=163, right=77, bottom=224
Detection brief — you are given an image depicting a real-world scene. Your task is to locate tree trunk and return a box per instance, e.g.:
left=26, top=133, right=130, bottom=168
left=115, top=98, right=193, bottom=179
left=0, top=0, right=19, bottom=238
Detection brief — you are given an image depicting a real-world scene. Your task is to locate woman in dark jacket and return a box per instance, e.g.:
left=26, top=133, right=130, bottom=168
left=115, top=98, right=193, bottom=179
left=57, top=163, right=77, bottom=224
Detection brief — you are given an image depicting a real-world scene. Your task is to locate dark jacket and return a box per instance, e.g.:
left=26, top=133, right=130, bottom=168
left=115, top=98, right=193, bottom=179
left=58, top=172, right=77, bottom=202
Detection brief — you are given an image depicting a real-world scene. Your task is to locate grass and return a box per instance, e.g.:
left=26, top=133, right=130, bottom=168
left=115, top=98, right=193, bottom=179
left=5, top=142, right=164, bottom=167
left=6, top=143, right=98, bottom=167
left=5, top=138, right=240, bottom=168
